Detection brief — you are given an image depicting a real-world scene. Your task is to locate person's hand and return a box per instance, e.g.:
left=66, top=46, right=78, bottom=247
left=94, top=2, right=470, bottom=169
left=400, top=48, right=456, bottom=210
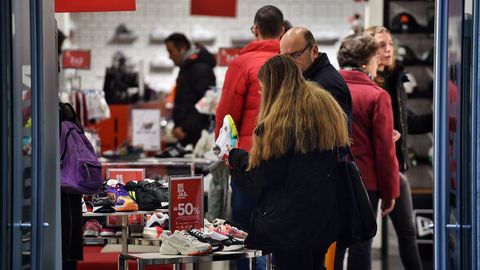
left=393, top=130, right=401, bottom=142
left=172, top=127, right=186, bottom=141
left=381, top=199, right=396, bottom=216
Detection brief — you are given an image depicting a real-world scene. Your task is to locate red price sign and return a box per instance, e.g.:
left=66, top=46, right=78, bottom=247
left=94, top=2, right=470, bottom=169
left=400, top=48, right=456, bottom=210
left=55, top=0, right=136, bottom=13
left=169, top=176, right=204, bottom=232
left=217, top=47, right=242, bottom=66
left=106, top=168, right=145, bottom=183
left=63, top=50, right=91, bottom=69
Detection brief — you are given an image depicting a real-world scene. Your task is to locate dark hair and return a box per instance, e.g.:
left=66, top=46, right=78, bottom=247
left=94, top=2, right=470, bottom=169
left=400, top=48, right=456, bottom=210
left=337, top=34, right=379, bottom=68
left=165, top=33, right=191, bottom=50
left=302, top=29, right=316, bottom=46
left=283, top=20, right=293, bottom=33
left=254, top=5, right=284, bottom=38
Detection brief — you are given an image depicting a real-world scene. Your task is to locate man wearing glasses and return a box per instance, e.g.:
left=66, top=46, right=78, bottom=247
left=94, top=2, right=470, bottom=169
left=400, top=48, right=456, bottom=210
left=280, top=27, right=352, bottom=129
left=215, top=5, right=284, bottom=270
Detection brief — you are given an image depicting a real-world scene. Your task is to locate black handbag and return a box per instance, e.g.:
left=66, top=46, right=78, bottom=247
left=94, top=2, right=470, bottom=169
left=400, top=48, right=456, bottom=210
left=336, top=147, right=377, bottom=246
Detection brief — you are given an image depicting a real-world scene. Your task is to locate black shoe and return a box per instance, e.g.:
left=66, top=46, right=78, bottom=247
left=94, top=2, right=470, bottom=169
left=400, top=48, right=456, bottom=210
left=188, top=228, right=224, bottom=252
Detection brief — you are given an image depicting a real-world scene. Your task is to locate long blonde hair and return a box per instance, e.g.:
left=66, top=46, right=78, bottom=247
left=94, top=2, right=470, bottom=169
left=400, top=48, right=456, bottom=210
left=248, top=55, right=350, bottom=169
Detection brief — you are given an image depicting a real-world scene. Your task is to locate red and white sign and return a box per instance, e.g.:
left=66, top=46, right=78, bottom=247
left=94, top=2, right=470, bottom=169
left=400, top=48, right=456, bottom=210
left=55, top=0, right=136, bottom=13
left=191, top=0, right=236, bottom=17
left=217, top=47, right=242, bottom=66
left=169, top=176, right=204, bottom=232
left=106, top=168, right=145, bottom=183
left=63, top=50, right=91, bottom=69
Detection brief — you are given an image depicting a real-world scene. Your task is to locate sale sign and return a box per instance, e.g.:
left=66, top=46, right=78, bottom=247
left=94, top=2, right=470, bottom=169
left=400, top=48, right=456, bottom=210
left=55, top=0, right=136, bottom=13
left=106, top=168, right=145, bottom=183
left=63, top=50, right=91, bottom=69
left=169, top=176, right=204, bottom=232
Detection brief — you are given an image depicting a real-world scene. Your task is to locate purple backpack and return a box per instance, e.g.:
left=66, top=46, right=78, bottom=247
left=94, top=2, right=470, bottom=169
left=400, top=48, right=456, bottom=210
left=60, top=103, right=102, bottom=194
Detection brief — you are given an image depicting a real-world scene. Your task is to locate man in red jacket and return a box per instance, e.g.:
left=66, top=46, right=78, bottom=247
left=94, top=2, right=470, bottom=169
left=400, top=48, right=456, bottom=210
left=214, top=5, right=284, bottom=270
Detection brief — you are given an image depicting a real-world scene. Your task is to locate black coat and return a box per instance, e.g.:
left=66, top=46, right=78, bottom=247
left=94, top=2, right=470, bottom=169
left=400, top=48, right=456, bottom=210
left=304, top=53, right=353, bottom=132
left=173, top=47, right=216, bottom=145
left=379, top=63, right=433, bottom=171
left=229, top=148, right=340, bottom=252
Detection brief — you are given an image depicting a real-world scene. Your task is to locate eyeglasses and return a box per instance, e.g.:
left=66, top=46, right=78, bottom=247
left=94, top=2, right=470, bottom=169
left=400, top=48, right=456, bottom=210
left=250, top=25, right=256, bottom=34
left=285, top=43, right=313, bottom=60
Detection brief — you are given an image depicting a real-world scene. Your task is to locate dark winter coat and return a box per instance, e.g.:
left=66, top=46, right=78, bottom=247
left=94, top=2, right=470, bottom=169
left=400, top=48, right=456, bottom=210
left=304, top=53, right=353, bottom=131
left=174, top=47, right=216, bottom=145
left=228, top=148, right=340, bottom=252
left=378, top=63, right=433, bottom=171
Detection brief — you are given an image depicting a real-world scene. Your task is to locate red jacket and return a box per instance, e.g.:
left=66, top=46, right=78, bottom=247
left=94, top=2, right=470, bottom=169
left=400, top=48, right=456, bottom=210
left=215, top=40, right=280, bottom=151
left=340, top=70, right=400, bottom=200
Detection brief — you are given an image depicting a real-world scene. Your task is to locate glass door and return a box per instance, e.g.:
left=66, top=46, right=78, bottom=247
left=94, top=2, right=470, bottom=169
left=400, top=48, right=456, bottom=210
left=2, top=0, right=61, bottom=269
left=434, top=0, right=476, bottom=269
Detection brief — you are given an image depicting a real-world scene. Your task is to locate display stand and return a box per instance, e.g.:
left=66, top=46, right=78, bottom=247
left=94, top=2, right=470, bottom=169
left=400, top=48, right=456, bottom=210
left=118, top=250, right=271, bottom=270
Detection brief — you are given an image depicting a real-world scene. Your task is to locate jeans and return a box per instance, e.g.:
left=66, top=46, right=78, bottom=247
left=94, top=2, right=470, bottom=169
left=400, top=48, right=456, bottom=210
left=389, top=173, right=423, bottom=270
left=334, top=191, right=379, bottom=270
left=274, top=249, right=326, bottom=270
left=231, top=180, right=266, bottom=270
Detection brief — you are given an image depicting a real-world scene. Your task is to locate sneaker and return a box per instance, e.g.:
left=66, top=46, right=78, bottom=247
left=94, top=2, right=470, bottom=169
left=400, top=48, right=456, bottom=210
left=112, top=24, right=137, bottom=43
left=81, top=197, right=88, bottom=213
left=159, top=230, right=212, bottom=255
left=145, top=212, right=169, bottom=228
left=106, top=182, right=139, bottom=212
left=100, top=228, right=115, bottom=237
left=205, top=230, right=244, bottom=251
left=115, top=230, right=123, bottom=237
left=83, top=219, right=102, bottom=237
left=209, top=223, right=248, bottom=240
left=91, top=190, right=115, bottom=213
left=213, top=115, right=238, bottom=160
left=188, top=228, right=224, bottom=252
left=142, top=226, right=164, bottom=239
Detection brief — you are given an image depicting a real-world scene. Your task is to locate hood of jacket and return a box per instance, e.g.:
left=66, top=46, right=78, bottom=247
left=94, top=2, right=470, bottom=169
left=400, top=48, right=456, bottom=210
left=181, top=46, right=217, bottom=70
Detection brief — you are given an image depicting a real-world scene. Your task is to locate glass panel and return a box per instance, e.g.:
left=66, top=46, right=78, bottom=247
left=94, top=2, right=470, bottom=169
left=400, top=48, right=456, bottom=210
left=12, top=0, right=32, bottom=269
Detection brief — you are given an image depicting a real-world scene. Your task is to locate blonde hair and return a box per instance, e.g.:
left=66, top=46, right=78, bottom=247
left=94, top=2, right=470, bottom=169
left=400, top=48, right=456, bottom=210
left=248, top=55, right=350, bottom=169
left=365, top=26, right=396, bottom=72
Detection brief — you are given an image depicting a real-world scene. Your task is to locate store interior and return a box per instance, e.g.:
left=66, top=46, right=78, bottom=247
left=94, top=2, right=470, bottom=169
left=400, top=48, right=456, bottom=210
left=53, top=0, right=435, bottom=269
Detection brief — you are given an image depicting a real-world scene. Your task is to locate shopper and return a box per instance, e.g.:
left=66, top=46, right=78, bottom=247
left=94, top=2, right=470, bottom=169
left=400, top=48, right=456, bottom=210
left=226, top=55, right=350, bottom=270
left=365, top=25, right=432, bottom=270
left=165, top=33, right=216, bottom=146
left=334, top=34, right=400, bottom=270
left=280, top=26, right=352, bottom=130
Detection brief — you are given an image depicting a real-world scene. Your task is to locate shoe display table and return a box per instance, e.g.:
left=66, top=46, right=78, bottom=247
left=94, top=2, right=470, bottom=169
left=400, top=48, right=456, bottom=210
left=84, top=210, right=168, bottom=255
left=118, top=249, right=271, bottom=270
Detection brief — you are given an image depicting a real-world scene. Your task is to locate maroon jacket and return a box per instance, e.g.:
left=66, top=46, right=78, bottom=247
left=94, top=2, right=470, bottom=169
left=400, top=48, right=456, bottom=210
left=215, top=40, right=280, bottom=151
left=340, top=70, right=400, bottom=200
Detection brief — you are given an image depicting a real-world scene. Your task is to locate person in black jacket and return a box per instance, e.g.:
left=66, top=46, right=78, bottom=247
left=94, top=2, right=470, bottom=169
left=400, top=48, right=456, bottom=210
left=280, top=26, right=352, bottom=131
left=365, top=26, right=433, bottom=270
left=227, top=55, right=350, bottom=270
left=165, top=33, right=216, bottom=146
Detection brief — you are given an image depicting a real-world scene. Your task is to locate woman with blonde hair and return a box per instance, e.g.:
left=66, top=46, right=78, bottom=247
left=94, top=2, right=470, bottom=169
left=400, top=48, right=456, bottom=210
left=365, top=25, right=429, bottom=270
left=226, top=55, right=350, bottom=270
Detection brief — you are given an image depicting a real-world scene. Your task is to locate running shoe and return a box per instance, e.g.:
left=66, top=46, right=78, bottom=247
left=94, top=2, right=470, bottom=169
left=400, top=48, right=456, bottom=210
left=159, top=230, right=212, bottom=255
left=106, top=180, right=138, bottom=212
left=188, top=228, right=224, bottom=252
left=213, top=114, right=238, bottom=160
left=145, top=212, right=169, bottom=228
left=142, top=226, right=164, bottom=239
left=83, top=219, right=102, bottom=237
left=100, top=228, right=115, bottom=237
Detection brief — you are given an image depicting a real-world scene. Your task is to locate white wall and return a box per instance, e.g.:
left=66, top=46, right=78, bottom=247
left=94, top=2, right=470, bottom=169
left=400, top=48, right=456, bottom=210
left=58, top=0, right=364, bottom=92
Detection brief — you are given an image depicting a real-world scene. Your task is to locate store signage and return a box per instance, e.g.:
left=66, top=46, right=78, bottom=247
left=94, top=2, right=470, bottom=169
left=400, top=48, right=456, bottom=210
left=169, top=176, right=204, bottom=232
left=190, top=0, right=236, bottom=17
left=55, top=0, right=136, bottom=13
left=131, top=109, right=161, bottom=151
left=106, top=168, right=145, bottom=183
left=217, top=47, right=242, bottom=66
left=63, top=50, right=91, bottom=69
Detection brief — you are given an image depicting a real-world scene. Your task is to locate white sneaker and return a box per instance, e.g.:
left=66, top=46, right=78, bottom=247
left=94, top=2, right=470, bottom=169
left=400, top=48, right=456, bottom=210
left=142, top=226, right=164, bottom=239
left=159, top=230, right=212, bottom=255
left=213, top=115, right=238, bottom=160
left=145, top=212, right=168, bottom=228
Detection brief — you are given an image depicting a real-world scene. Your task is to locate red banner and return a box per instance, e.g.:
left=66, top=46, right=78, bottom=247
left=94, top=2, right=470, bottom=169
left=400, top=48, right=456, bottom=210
left=217, top=47, right=242, bottom=66
left=55, top=0, right=136, bottom=13
left=63, top=50, right=91, bottom=69
left=106, top=168, right=145, bottom=183
left=169, top=176, right=204, bottom=232
left=191, top=0, right=236, bottom=17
